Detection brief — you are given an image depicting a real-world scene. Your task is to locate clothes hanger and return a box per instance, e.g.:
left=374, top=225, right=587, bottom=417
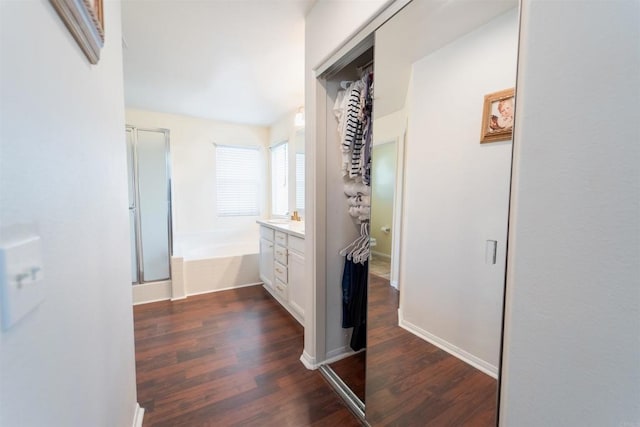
left=340, top=222, right=369, bottom=259
left=350, top=223, right=370, bottom=263
left=351, top=235, right=370, bottom=264
left=340, top=232, right=367, bottom=258
left=340, top=80, right=354, bottom=90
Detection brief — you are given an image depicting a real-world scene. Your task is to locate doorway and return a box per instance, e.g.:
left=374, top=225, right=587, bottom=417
left=126, top=126, right=172, bottom=285
left=369, top=140, right=397, bottom=283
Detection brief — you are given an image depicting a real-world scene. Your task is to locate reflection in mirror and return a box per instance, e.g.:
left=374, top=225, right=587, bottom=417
left=369, top=141, right=396, bottom=284
left=318, top=48, right=374, bottom=417
left=366, top=1, right=519, bottom=425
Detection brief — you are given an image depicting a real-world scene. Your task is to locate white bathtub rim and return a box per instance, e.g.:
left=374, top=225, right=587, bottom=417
left=179, top=248, right=259, bottom=262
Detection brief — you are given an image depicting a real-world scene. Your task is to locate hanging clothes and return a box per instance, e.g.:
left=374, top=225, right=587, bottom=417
left=361, top=71, right=374, bottom=185
left=335, top=80, right=365, bottom=177
left=336, top=66, right=374, bottom=352
left=334, top=71, right=373, bottom=183
left=341, top=258, right=368, bottom=351
left=339, top=222, right=370, bottom=351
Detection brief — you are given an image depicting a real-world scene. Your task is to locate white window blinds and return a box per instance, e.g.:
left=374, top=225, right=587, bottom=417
left=216, top=145, right=260, bottom=217
left=271, top=142, right=288, bottom=216
left=296, top=153, right=305, bottom=210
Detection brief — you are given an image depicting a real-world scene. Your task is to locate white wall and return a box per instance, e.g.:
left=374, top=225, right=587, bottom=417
left=125, top=109, right=270, bottom=237
left=270, top=109, right=297, bottom=146
left=269, top=109, right=305, bottom=217
left=0, top=1, right=138, bottom=426
left=500, top=0, right=640, bottom=425
left=373, top=110, right=406, bottom=146
left=400, top=10, right=518, bottom=373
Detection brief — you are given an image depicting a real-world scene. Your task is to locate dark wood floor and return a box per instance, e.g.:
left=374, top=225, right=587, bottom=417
left=365, top=274, right=498, bottom=426
left=328, top=351, right=366, bottom=402
left=134, top=285, right=361, bottom=426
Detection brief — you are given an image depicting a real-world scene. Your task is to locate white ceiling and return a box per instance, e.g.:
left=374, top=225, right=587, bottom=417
left=121, top=0, right=315, bottom=126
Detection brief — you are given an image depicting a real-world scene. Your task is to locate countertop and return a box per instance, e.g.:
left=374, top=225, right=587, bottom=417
left=256, top=219, right=305, bottom=239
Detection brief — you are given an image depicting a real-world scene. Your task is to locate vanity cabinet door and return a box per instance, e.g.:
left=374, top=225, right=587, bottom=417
left=259, top=237, right=274, bottom=289
left=288, top=250, right=305, bottom=318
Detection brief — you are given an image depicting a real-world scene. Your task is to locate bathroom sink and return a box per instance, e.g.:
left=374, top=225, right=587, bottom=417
left=266, top=219, right=290, bottom=224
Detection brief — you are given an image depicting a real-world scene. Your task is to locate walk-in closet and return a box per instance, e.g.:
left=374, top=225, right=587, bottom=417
left=311, top=0, right=521, bottom=424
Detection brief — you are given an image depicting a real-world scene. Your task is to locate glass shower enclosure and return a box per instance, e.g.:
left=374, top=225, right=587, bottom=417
left=126, top=126, right=172, bottom=284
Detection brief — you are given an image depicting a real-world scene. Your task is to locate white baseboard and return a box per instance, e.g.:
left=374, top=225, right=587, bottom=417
left=390, top=279, right=399, bottom=290
left=132, top=281, right=172, bottom=305
left=300, top=347, right=363, bottom=371
left=324, top=347, right=364, bottom=365
left=398, top=309, right=498, bottom=378
left=300, top=351, right=318, bottom=370
left=132, top=403, right=144, bottom=427
left=187, top=282, right=262, bottom=297
left=262, top=284, right=304, bottom=326
left=371, top=250, right=391, bottom=260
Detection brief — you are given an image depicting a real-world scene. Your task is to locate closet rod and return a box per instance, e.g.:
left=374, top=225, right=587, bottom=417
left=357, top=59, right=374, bottom=71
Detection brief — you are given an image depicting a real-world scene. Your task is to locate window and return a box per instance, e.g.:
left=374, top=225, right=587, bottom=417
left=271, top=142, right=288, bottom=216
left=216, top=145, right=260, bottom=216
left=296, top=153, right=305, bottom=211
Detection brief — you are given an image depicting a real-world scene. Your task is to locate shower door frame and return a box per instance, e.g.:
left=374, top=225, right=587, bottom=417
left=127, top=125, right=173, bottom=285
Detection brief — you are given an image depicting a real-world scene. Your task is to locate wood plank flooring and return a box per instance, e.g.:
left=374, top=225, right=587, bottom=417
left=365, top=274, right=498, bottom=426
left=327, top=351, right=366, bottom=402
left=134, top=285, right=361, bottom=427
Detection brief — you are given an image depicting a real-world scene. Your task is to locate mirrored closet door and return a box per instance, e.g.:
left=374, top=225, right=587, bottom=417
left=316, top=0, right=521, bottom=424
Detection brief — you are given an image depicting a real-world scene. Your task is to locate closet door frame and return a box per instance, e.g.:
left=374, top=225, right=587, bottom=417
left=303, top=0, right=412, bottom=372
left=303, top=0, right=413, bottom=372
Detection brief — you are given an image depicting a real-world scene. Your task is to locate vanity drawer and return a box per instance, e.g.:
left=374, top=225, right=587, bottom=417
left=274, top=261, right=288, bottom=283
left=289, top=235, right=304, bottom=254
left=274, top=245, right=287, bottom=265
left=260, top=226, right=274, bottom=241
left=275, top=231, right=287, bottom=246
left=274, top=278, right=288, bottom=299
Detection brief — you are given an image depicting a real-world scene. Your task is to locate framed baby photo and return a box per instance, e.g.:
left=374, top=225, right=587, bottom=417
left=480, top=88, right=515, bottom=143
left=50, top=0, right=105, bottom=64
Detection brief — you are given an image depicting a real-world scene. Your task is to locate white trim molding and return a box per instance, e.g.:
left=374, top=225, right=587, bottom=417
left=371, top=250, right=391, bottom=260
left=188, top=282, right=262, bottom=297
left=325, top=347, right=365, bottom=365
left=300, top=351, right=318, bottom=370
left=132, top=403, right=145, bottom=427
left=398, top=309, right=498, bottom=378
left=132, top=280, right=172, bottom=305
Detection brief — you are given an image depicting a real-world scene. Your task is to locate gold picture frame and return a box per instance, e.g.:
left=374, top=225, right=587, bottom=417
left=50, top=0, right=105, bottom=64
left=480, top=88, right=515, bottom=143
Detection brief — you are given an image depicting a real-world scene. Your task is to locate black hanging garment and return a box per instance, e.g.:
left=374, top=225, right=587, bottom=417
left=341, top=258, right=368, bottom=351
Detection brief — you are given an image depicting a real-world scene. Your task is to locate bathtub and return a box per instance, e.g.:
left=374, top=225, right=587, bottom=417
left=171, top=229, right=261, bottom=298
